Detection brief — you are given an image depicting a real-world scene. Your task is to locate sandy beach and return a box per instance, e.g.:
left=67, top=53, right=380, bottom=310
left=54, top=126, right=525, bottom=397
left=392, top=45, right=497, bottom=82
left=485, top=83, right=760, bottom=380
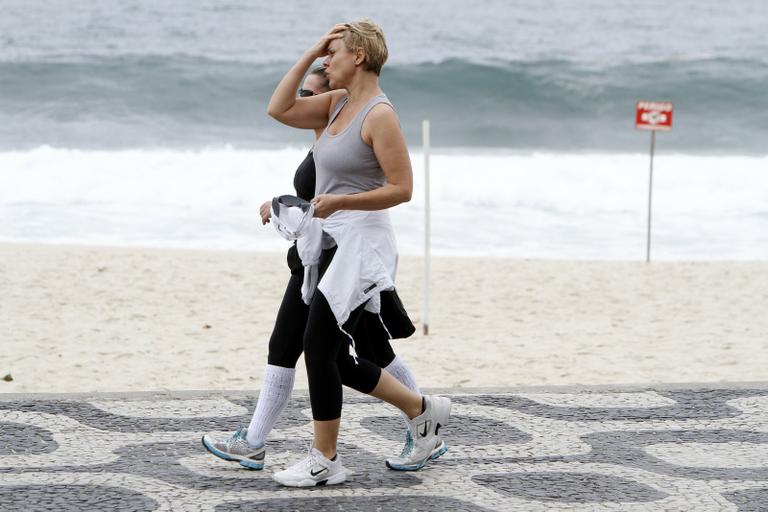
left=1, top=242, right=766, bottom=393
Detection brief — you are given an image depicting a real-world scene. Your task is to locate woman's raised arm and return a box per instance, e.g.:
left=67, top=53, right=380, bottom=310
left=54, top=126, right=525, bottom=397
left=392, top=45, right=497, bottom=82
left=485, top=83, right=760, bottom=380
left=266, top=24, right=346, bottom=130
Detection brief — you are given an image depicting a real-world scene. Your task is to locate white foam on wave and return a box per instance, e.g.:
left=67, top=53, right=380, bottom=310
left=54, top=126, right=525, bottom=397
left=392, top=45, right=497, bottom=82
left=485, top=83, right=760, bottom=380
left=1, top=146, right=766, bottom=259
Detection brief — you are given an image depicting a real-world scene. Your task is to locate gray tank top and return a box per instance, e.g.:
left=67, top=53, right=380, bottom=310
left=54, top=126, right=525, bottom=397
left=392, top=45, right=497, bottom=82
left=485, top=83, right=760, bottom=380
left=313, top=94, right=392, bottom=196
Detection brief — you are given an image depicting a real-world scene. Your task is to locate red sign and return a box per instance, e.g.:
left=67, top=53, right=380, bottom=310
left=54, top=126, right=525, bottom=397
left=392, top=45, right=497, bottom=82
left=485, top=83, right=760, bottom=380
left=635, top=101, right=673, bottom=131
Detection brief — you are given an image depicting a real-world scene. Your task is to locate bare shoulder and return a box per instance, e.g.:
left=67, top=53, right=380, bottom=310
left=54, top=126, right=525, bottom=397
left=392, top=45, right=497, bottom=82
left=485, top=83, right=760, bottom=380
left=362, top=102, right=400, bottom=145
left=366, top=102, right=398, bottom=124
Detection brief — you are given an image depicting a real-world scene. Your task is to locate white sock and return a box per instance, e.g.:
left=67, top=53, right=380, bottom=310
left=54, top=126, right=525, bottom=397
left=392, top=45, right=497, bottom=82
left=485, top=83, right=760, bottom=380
left=246, top=364, right=295, bottom=447
left=385, top=356, right=421, bottom=429
left=385, top=355, right=420, bottom=394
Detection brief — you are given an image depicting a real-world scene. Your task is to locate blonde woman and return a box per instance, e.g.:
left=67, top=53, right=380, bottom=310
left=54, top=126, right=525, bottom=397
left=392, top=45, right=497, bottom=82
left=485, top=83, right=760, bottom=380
left=266, top=20, right=451, bottom=487
left=200, top=66, right=423, bottom=475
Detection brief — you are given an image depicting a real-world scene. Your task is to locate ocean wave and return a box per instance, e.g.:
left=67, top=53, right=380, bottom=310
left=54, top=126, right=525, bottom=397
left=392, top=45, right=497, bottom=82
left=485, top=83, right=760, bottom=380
left=2, top=147, right=766, bottom=259
left=1, top=56, right=766, bottom=152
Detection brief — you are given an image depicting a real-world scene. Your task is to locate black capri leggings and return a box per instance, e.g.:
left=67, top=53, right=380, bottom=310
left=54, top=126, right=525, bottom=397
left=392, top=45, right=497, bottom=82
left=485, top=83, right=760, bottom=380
left=267, top=244, right=395, bottom=381
left=303, top=286, right=385, bottom=421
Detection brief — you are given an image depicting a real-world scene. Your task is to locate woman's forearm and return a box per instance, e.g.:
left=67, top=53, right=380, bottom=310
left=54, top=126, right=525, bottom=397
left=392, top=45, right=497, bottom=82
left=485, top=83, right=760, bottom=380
left=337, top=183, right=412, bottom=211
left=266, top=51, right=316, bottom=119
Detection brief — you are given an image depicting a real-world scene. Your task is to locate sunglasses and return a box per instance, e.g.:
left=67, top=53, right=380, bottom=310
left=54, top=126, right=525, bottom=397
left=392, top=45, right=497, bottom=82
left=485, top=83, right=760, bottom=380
left=298, top=88, right=315, bottom=97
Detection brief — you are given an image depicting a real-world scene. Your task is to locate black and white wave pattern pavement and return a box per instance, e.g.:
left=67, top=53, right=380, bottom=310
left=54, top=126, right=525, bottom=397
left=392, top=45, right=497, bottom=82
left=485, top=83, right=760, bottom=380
left=1, top=385, right=768, bottom=511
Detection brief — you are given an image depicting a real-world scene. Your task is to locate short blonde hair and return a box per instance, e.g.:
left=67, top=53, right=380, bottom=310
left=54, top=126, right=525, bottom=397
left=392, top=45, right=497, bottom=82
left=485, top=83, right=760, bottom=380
left=343, top=19, right=388, bottom=76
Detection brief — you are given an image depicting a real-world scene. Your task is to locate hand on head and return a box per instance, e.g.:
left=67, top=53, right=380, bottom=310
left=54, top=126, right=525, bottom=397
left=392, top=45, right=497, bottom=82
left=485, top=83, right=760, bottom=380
left=308, top=24, right=347, bottom=59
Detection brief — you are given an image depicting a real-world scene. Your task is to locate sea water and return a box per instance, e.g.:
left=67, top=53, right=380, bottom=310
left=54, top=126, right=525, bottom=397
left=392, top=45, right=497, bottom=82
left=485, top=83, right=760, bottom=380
left=1, top=0, right=766, bottom=259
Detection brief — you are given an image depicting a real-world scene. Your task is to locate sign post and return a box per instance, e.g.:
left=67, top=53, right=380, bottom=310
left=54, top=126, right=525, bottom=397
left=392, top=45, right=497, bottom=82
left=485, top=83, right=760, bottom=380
left=422, top=120, right=431, bottom=335
left=635, top=101, right=673, bottom=263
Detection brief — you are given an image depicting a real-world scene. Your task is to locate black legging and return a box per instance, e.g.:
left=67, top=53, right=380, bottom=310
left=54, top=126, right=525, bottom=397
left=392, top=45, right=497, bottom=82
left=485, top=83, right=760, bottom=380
left=267, top=244, right=395, bottom=379
left=265, top=249, right=309, bottom=368
left=303, top=287, right=385, bottom=421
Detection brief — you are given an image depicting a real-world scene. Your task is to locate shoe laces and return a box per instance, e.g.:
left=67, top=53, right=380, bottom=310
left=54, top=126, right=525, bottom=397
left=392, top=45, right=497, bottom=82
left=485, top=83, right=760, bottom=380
left=226, top=428, right=246, bottom=448
left=399, top=429, right=414, bottom=457
left=295, top=443, right=320, bottom=470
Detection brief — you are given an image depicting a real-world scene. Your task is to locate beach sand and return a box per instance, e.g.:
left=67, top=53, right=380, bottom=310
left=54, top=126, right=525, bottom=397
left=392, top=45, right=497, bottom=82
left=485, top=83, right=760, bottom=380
left=1, top=243, right=766, bottom=393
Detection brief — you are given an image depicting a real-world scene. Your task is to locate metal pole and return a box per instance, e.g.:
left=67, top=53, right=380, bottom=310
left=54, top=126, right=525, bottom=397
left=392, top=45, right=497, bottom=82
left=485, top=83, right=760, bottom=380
left=422, top=120, right=431, bottom=335
left=646, top=130, right=656, bottom=263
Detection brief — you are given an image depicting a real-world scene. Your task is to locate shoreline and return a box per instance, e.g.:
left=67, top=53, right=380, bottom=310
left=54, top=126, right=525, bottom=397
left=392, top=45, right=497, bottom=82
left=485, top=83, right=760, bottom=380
left=2, top=242, right=766, bottom=394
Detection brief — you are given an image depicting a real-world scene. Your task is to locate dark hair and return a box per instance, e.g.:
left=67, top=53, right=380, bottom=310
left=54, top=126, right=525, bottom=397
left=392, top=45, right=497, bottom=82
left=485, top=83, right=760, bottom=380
left=309, top=66, right=330, bottom=91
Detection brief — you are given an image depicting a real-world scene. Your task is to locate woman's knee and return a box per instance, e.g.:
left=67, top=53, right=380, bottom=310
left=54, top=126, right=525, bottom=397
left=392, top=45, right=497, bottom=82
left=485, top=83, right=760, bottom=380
left=337, top=354, right=381, bottom=394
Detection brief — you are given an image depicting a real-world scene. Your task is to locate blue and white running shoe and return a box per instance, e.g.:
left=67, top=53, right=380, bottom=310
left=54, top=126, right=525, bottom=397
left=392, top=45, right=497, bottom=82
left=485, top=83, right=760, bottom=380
left=386, top=395, right=450, bottom=471
left=201, top=428, right=266, bottom=470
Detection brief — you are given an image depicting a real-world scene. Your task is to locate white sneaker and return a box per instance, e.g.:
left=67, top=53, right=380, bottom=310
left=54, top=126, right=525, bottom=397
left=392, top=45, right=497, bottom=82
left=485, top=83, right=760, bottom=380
left=273, top=447, right=347, bottom=487
left=201, top=428, right=265, bottom=470
left=386, top=395, right=451, bottom=471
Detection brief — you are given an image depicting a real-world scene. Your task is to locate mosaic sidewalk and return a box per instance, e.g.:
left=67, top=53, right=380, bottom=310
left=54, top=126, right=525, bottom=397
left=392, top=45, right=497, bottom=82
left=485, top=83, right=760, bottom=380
left=1, top=384, right=767, bottom=511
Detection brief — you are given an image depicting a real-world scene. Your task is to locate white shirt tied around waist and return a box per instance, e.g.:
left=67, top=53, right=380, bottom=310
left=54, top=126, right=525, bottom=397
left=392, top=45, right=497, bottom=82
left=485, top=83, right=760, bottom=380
left=270, top=199, right=398, bottom=328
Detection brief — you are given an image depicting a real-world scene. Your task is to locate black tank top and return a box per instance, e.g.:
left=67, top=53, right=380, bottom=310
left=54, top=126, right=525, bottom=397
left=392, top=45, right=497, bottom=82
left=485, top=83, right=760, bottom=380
left=293, top=150, right=316, bottom=201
